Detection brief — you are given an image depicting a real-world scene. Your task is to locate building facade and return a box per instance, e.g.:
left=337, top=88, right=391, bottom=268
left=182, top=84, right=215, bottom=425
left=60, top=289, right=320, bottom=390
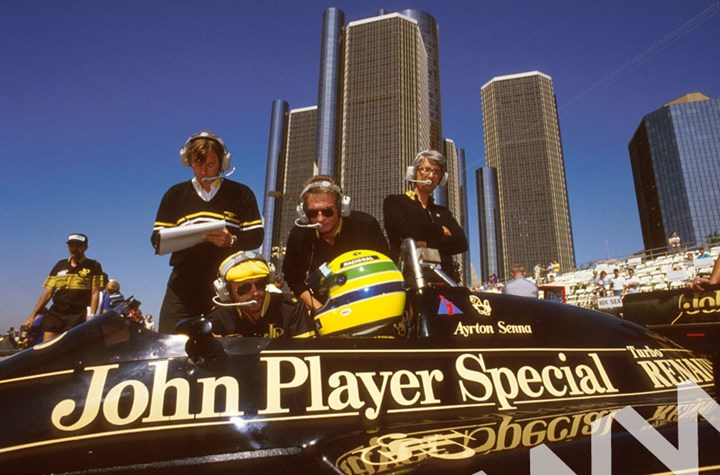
left=481, top=71, right=575, bottom=279
left=340, top=13, right=430, bottom=221
left=629, top=93, right=720, bottom=250
left=476, top=166, right=503, bottom=281
left=264, top=8, right=469, bottom=280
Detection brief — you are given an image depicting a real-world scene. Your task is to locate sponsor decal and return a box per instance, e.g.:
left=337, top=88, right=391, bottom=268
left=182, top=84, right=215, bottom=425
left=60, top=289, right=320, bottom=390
left=626, top=345, right=713, bottom=389
left=674, top=290, right=720, bottom=323
left=340, top=255, right=378, bottom=268
left=469, top=295, right=492, bottom=316
left=46, top=351, right=622, bottom=433
left=437, top=295, right=463, bottom=316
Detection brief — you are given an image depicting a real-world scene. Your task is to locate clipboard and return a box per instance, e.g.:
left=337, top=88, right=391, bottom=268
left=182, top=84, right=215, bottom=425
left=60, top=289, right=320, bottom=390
left=156, top=220, right=226, bottom=255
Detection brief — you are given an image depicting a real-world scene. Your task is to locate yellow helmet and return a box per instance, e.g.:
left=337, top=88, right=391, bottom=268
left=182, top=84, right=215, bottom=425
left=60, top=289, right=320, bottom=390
left=314, top=250, right=406, bottom=336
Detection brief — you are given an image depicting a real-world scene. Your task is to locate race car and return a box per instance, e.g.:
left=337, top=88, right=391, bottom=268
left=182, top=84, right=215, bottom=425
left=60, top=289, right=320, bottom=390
left=0, top=239, right=718, bottom=474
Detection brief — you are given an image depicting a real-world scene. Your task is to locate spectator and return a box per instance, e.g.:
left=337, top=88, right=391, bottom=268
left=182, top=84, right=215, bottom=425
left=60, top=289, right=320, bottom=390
left=23, top=234, right=104, bottom=342
left=502, top=264, right=539, bottom=298
left=668, top=231, right=681, bottom=253
left=533, top=262, right=542, bottom=283
left=610, top=268, right=625, bottom=297
left=697, top=247, right=710, bottom=258
left=144, top=314, right=156, bottom=331
left=152, top=131, right=263, bottom=333
left=624, top=268, right=640, bottom=295
left=593, top=270, right=608, bottom=297
left=99, top=279, right=124, bottom=314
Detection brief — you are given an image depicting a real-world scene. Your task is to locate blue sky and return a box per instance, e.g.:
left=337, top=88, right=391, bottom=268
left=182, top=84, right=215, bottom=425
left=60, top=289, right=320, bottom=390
left=1, top=0, right=718, bottom=331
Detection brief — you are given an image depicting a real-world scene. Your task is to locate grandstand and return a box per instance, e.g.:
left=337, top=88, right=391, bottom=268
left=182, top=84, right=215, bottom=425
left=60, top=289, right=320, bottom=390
left=552, top=246, right=719, bottom=309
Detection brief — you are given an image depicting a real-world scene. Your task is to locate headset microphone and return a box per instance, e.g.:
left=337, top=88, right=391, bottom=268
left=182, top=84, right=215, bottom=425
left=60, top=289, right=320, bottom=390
left=405, top=177, right=433, bottom=185
left=294, top=218, right=323, bottom=229
left=202, top=166, right=236, bottom=183
left=211, top=296, right=258, bottom=307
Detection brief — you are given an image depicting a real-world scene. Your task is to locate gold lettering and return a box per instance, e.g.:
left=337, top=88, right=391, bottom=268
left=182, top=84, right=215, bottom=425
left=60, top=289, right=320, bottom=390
left=196, top=376, right=243, bottom=418
left=637, top=360, right=673, bottom=388
left=142, top=361, right=192, bottom=422
left=51, top=364, right=118, bottom=431
left=259, top=356, right=308, bottom=415
left=104, top=379, right=149, bottom=425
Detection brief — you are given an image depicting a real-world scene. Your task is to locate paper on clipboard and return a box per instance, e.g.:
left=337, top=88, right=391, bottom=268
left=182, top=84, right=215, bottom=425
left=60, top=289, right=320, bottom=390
left=156, top=220, right=226, bottom=255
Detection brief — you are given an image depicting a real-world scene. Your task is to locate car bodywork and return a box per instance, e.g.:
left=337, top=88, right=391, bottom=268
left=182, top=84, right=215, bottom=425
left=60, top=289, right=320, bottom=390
left=1, top=242, right=719, bottom=474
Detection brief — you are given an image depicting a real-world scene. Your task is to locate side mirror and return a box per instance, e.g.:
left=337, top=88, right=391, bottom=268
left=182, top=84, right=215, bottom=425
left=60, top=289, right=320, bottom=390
left=175, top=317, right=225, bottom=363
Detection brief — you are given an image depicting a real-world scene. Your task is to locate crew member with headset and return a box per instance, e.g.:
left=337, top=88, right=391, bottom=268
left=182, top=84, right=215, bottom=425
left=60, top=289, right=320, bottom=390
left=282, top=175, right=389, bottom=312
left=152, top=131, right=264, bottom=333
left=207, top=251, right=314, bottom=338
left=383, top=150, right=468, bottom=281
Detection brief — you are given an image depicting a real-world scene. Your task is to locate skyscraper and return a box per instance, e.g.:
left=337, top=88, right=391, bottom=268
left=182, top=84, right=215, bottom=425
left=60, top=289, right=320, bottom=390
left=629, top=92, right=720, bottom=250
left=262, top=99, right=289, bottom=261
left=476, top=166, right=503, bottom=281
left=481, top=71, right=575, bottom=278
left=340, top=13, right=430, bottom=221
left=276, top=107, right=318, bottom=257
left=264, top=8, right=468, bottom=276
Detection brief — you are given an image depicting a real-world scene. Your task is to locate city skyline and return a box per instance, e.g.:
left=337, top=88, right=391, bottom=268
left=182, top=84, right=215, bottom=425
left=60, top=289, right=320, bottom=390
left=1, top=1, right=718, bottom=332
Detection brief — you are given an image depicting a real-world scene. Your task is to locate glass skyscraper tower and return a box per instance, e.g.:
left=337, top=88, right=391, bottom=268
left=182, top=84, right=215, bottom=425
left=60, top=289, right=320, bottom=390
left=481, top=71, right=575, bottom=278
left=629, top=93, right=720, bottom=250
left=263, top=8, right=469, bottom=277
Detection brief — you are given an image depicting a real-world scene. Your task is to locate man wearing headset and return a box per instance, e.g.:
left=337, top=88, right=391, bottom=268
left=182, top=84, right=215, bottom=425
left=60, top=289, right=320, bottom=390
left=152, top=131, right=263, bottom=333
left=383, top=150, right=468, bottom=281
left=208, top=251, right=314, bottom=338
left=282, top=175, right=389, bottom=312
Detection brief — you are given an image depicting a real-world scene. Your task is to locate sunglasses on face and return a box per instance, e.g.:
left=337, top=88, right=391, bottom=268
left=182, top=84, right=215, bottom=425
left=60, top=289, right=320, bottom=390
left=306, top=208, right=335, bottom=218
left=234, top=277, right=269, bottom=296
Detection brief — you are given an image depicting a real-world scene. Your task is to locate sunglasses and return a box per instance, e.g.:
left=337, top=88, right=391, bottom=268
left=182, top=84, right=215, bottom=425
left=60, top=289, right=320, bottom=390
left=306, top=208, right=335, bottom=218
left=234, top=277, right=269, bottom=296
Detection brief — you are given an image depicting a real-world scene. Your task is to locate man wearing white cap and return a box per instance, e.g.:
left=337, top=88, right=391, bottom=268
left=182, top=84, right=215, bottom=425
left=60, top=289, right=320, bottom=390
left=207, top=251, right=314, bottom=338
left=23, top=233, right=105, bottom=341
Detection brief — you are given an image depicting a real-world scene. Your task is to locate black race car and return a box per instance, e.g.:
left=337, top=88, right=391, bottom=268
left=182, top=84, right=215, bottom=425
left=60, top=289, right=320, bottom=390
left=1, top=240, right=718, bottom=474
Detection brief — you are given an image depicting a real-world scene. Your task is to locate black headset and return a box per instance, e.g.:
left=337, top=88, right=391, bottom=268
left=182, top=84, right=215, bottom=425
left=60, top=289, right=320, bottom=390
left=405, top=150, right=448, bottom=187
left=295, top=179, right=352, bottom=224
left=213, top=251, right=268, bottom=303
left=179, top=131, right=232, bottom=172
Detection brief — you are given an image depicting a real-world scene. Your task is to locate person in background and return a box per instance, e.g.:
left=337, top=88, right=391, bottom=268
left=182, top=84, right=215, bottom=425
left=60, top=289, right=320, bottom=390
left=23, top=233, right=104, bottom=342
left=152, top=131, right=263, bottom=333
left=502, top=264, right=539, bottom=298
left=383, top=150, right=468, bottom=281
left=533, top=262, right=542, bottom=283
left=688, top=257, right=720, bottom=291
left=624, top=268, right=640, bottom=295
left=668, top=231, right=681, bottom=253
left=610, top=268, right=625, bottom=297
left=99, top=279, right=124, bottom=314
left=593, top=270, right=608, bottom=297
left=144, top=314, right=156, bottom=331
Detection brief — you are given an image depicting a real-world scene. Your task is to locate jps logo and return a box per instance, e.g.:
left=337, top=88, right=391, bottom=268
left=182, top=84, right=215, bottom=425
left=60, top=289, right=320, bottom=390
left=78, top=268, right=90, bottom=277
